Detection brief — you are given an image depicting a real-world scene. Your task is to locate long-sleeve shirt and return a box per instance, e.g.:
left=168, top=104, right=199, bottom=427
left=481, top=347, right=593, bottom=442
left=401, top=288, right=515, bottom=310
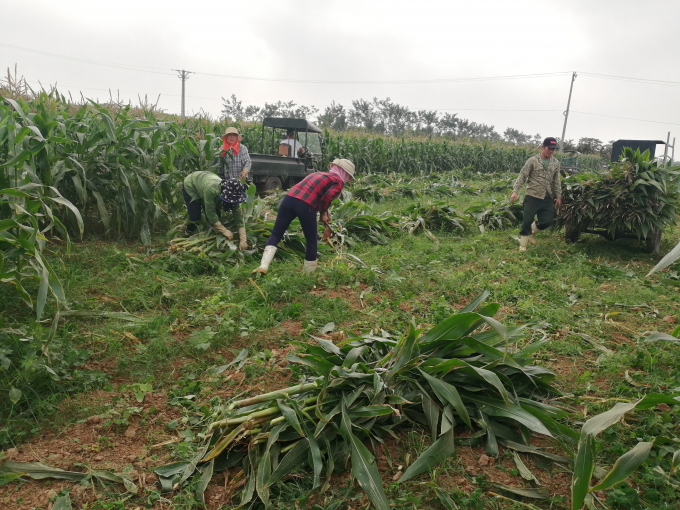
left=183, top=171, right=244, bottom=227
left=287, top=172, right=344, bottom=213
left=217, top=145, right=252, bottom=180
left=512, top=155, right=562, bottom=200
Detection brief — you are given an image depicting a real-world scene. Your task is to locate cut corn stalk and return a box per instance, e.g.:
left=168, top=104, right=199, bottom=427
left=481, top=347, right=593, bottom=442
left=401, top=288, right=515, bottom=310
left=155, top=292, right=573, bottom=508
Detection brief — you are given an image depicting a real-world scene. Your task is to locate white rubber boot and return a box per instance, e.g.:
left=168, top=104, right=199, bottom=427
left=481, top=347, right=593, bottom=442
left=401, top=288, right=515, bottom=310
left=519, top=236, right=530, bottom=252
left=252, top=246, right=277, bottom=274
left=531, top=222, right=540, bottom=235
left=303, top=259, right=318, bottom=273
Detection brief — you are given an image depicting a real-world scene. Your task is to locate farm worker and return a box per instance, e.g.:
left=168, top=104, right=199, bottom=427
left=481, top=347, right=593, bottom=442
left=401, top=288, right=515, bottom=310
left=218, top=127, right=252, bottom=182
left=252, top=158, right=356, bottom=274
left=510, top=137, right=562, bottom=252
left=281, top=129, right=304, bottom=157
left=182, top=171, right=249, bottom=251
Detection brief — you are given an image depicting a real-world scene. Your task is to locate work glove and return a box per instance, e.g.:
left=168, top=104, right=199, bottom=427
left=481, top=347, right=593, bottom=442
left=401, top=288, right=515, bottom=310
left=322, top=224, right=332, bottom=241
left=238, top=227, right=248, bottom=251
left=239, top=169, right=249, bottom=181
left=213, top=222, right=234, bottom=240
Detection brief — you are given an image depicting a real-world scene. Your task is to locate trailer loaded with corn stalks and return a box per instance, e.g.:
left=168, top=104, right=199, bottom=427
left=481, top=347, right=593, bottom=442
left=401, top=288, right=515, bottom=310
left=558, top=147, right=680, bottom=253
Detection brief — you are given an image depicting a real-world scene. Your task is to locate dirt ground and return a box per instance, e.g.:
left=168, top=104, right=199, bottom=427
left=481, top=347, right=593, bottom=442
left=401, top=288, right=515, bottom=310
left=1, top=317, right=580, bottom=509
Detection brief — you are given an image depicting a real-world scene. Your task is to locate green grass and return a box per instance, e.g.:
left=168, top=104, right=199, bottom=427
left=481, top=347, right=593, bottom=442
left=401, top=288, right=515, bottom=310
left=2, top=183, right=680, bottom=509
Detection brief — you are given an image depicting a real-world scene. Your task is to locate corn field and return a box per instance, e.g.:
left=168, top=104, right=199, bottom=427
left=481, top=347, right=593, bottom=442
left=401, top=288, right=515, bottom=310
left=1, top=92, right=603, bottom=317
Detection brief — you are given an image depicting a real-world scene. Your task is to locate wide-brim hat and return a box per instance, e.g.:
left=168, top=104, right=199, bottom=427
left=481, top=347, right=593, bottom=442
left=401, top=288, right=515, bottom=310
left=222, top=127, right=243, bottom=141
left=329, top=158, right=356, bottom=177
left=220, top=178, right=248, bottom=204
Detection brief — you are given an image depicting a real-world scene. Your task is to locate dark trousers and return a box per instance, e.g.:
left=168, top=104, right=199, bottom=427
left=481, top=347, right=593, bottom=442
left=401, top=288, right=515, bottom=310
left=520, top=195, right=555, bottom=235
left=266, top=195, right=318, bottom=261
left=183, top=187, right=203, bottom=233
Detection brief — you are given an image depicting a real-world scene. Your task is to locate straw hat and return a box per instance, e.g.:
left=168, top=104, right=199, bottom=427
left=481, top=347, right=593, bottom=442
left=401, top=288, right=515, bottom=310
left=222, top=127, right=243, bottom=140
left=329, top=158, right=355, bottom=177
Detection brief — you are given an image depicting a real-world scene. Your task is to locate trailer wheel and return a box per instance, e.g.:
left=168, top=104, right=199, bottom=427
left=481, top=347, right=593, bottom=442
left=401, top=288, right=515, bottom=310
left=263, top=176, right=283, bottom=192
left=565, top=222, right=580, bottom=243
left=646, top=228, right=662, bottom=254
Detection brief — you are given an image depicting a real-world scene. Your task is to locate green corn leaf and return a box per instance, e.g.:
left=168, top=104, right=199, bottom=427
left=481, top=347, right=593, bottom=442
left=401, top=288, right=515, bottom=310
left=0, top=462, right=86, bottom=481
left=255, top=445, right=272, bottom=506
left=196, top=459, right=214, bottom=505
left=512, top=452, right=539, bottom=483
left=420, top=370, right=471, bottom=428
left=399, top=428, right=455, bottom=483
left=581, top=402, right=637, bottom=436
left=464, top=394, right=552, bottom=437
left=421, top=391, right=440, bottom=440
left=265, top=439, right=310, bottom=487
left=590, top=442, right=653, bottom=492
left=92, top=191, right=110, bottom=230
left=491, top=483, right=550, bottom=499
left=286, top=353, right=334, bottom=376
left=348, top=405, right=395, bottom=419
left=434, top=487, right=460, bottom=510
left=153, top=462, right=190, bottom=491
left=572, top=434, right=597, bottom=510
left=34, top=252, right=49, bottom=320
left=52, top=493, right=72, bottom=510
left=460, top=290, right=490, bottom=312
left=0, top=472, right=25, bottom=485
left=49, top=195, right=84, bottom=237
left=671, top=450, right=680, bottom=473
left=418, top=312, right=481, bottom=345
left=339, top=398, right=390, bottom=510
left=91, top=469, right=138, bottom=494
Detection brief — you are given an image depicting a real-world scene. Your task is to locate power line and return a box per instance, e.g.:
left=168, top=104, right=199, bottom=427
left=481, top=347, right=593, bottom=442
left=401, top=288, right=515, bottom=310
left=580, top=72, right=680, bottom=87
left=3, top=42, right=570, bottom=84
left=0, top=42, right=175, bottom=76
left=571, top=110, right=680, bottom=126
left=193, top=71, right=571, bottom=85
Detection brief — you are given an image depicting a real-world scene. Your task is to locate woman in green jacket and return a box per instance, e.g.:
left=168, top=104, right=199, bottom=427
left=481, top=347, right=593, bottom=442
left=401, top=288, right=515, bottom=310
left=182, top=171, right=248, bottom=250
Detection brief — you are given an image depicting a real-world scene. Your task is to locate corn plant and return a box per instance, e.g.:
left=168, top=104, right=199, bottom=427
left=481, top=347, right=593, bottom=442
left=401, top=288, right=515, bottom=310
left=465, top=199, right=523, bottom=232
left=0, top=184, right=82, bottom=318
left=570, top=394, right=680, bottom=510
left=403, top=201, right=467, bottom=234
left=155, top=292, right=572, bottom=508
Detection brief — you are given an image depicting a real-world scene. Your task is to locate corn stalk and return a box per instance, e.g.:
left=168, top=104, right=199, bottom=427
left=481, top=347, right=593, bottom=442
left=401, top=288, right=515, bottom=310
left=156, top=292, right=575, bottom=508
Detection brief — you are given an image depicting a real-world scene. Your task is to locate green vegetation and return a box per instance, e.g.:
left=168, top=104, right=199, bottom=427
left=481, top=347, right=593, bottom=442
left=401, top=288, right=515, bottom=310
left=2, top=93, right=680, bottom=509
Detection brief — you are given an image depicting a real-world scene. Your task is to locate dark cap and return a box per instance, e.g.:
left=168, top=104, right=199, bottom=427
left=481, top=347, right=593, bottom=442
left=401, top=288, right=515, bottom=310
left=542, top=137, right=558, bottom=147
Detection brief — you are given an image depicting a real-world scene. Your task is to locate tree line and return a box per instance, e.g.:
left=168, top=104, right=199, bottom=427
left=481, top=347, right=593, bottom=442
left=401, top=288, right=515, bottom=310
left=221, top=94, right=612, bottom=157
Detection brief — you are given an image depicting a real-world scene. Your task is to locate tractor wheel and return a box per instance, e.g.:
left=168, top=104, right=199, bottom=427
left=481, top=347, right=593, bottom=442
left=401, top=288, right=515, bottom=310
left=565, top=222, right=580, bottom=243
left=646, top=228, right=662, bottom=254
left=263, top=176, right=283, bottom=192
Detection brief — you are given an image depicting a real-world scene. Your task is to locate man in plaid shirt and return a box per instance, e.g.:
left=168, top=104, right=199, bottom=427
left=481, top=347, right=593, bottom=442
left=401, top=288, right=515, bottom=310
left=252, top=159, right=356, bottom=274
left=217, top=127, right=252, bottom=180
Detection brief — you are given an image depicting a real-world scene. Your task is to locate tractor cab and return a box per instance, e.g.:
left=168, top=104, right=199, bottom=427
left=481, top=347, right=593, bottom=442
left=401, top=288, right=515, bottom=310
left=249, top=117, right=325, bottom=192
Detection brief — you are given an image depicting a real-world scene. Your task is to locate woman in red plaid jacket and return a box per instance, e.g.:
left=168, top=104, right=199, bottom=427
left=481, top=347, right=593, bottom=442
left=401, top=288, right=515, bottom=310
left=252, top=158, right=356, bottom=274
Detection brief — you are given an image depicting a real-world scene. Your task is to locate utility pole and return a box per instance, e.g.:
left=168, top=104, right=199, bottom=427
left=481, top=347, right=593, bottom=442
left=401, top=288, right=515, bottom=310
left=559, top=72, right=577, bottom=152
left=172, top=69, right=193, bottom=118
left=662, top=132, right=675, bottom=168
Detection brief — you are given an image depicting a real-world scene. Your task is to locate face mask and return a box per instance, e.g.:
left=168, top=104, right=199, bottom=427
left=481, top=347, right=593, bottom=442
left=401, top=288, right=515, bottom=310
left=329, top=165, right=351, bottom=183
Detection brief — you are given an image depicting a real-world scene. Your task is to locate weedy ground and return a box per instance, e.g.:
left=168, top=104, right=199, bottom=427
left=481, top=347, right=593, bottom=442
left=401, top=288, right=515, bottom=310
left=2, top=179, right=680, bottom=510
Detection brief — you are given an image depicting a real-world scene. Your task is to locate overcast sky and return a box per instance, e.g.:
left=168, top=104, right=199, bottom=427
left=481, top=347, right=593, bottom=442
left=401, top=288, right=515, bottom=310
left=2, top=0, right=679, bottom=148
